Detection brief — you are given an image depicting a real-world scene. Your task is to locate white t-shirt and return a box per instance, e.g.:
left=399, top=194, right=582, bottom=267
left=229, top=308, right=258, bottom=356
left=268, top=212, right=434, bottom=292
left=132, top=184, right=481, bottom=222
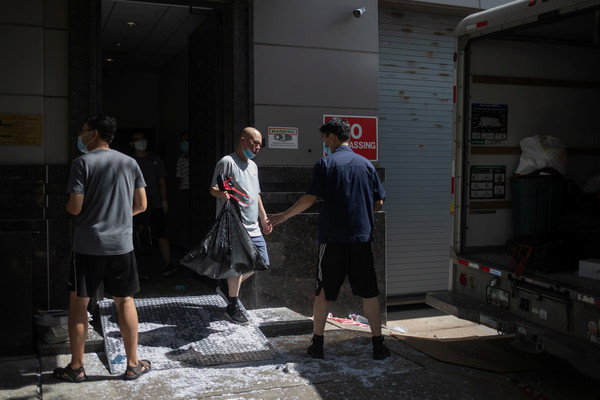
left=211, top=153, right=261, bottom=237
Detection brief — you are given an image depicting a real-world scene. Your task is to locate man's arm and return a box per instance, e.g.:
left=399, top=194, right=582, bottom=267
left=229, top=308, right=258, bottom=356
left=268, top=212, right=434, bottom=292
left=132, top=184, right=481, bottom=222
left=210, top=185, right=230, bottom=201
left=133, top=187, right=147, bottom=216
left=66, top=193, right=84, bottom=216
left=374, top=199, right=384, bottom=212
left=269, top=194, right=318, bottom=227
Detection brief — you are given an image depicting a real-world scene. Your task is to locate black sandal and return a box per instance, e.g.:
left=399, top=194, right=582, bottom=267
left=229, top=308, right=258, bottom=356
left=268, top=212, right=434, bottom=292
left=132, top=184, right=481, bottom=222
left=123, top=359, right=151, bottom=380
left=53, top=363, right=87, bottom=383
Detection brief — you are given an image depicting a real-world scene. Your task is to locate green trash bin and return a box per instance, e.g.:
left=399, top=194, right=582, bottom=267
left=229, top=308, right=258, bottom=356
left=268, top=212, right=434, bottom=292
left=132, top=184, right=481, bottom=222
left=510, top=175, right=569, bottom=237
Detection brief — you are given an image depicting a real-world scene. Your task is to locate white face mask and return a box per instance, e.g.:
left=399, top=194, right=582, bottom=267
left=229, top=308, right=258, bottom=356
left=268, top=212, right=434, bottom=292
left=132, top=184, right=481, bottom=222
left=133, top=139, right=147, bottom=151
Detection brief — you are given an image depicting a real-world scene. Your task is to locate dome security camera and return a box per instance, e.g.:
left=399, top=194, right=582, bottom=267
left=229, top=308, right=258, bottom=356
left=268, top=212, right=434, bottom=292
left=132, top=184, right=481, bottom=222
left=353, top=7, right=366, bottom=18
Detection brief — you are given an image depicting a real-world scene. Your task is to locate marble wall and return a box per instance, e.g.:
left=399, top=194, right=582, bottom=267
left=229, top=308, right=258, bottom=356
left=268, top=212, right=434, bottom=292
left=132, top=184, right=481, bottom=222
left=0, top=165, right=72, bottom=312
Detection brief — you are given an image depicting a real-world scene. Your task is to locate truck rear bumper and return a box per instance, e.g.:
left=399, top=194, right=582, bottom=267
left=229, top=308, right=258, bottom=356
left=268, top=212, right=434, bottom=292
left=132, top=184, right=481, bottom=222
left=426, top=291, right=600, bottom=380
left=426, top=291, right=516, bottom=334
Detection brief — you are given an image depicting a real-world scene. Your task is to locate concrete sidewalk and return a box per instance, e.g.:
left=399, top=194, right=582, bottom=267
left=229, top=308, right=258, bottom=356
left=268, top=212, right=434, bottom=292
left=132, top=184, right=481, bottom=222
left=1, top=306, right=597, bottom=400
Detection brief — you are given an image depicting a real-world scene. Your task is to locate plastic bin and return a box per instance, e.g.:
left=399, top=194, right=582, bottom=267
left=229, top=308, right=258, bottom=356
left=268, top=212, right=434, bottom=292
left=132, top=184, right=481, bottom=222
left=510, top=175, right=569, bottom=237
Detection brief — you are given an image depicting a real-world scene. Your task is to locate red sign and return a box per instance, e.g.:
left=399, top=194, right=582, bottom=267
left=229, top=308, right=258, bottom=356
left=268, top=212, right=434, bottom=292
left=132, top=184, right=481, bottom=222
left=323, top=115, right=378, bottom=161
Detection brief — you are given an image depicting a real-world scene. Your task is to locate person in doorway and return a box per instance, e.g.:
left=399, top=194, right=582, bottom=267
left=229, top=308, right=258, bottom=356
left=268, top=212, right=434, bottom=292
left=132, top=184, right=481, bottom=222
left=54, top=114, right=151, bottom=382
left=175, top=130, right=191, bottom=248
left=210, top=127, right=272, bottom=324
left=269, top=117, right=390, bottom=360
left=129, top=131, right=177, bottom=276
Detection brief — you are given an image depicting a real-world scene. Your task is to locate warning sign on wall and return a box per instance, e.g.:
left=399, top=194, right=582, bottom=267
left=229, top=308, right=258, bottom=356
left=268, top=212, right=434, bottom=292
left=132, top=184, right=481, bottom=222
left=268, top=127, right=298, bottom=149
left=323, top=115, right=378, bottom=161
left=0, top=113, right=43, bottom=146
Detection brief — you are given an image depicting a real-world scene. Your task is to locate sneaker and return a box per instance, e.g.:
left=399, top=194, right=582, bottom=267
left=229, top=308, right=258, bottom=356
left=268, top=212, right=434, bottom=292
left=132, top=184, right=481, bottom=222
left=307, top=335, right=324, bottom=359
left=216, top=281, right=231, bottom=304
left=161, top=263, right=179, bottom=277
left=224, top=301, right=249, bottom=325
left=372, top=335, right=391, bottom=360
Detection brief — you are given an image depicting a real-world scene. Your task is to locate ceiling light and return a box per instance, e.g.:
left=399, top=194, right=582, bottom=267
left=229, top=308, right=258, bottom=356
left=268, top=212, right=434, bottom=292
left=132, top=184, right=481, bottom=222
left=104, top=58, right=116, bottom=63
left=113, top=42, right=122, bottom=47
left=124, top=21, right=136, bottom=27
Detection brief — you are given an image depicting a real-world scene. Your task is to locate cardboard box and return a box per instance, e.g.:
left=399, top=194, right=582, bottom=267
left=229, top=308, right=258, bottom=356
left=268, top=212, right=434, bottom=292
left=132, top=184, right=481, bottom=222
left=579, top=259, right=600, bottom=280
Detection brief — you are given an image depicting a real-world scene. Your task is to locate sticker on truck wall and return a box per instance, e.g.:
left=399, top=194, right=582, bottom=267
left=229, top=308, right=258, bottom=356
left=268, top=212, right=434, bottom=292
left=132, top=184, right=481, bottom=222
left=469, top=165, right=506, bottom=199
left=470, top=103, right=508, bottom=144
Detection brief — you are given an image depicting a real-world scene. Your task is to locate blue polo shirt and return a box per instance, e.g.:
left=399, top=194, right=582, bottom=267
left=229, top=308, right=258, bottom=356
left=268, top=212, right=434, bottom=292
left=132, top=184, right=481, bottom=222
left=306, top=145, right=385, bottom=243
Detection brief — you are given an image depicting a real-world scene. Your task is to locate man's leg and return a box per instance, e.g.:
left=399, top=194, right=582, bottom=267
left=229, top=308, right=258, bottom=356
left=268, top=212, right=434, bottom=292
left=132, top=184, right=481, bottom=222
left=313, top=289, right=331, bottom=336
left=68, top=292, right=90, bottom=371
left=307, top=289, right=331, bottom=359
left=113, top=296, right=140, bottom=371
left=226, top=272, right=254, bottom=297
left=363, top=296, right=382, bottom=336
left=223, top=272, right=254, bottom=325
left=363, top=296, right=390, bottom=360
left=158, top=237, right=170, bottom=266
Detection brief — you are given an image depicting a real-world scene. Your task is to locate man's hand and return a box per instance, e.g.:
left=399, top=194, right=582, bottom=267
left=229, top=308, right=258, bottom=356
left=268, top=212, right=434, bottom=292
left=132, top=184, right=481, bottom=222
left=210, top=185, right=230, bottom=201
left=268, top=212, right=289, bottom=227
left=261, top=217, right=273, bottom=235
left=162, top=200, right=168, bottom=214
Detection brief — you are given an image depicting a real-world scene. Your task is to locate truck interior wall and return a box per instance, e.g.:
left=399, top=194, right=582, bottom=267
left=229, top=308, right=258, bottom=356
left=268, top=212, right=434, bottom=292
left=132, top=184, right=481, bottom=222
left=464, top=38, right=600, bottom=248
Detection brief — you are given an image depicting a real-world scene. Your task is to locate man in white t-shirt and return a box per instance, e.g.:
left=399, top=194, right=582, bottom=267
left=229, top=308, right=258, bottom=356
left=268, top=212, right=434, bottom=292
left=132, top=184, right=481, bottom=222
left=210, top=127, right=272, bottom=324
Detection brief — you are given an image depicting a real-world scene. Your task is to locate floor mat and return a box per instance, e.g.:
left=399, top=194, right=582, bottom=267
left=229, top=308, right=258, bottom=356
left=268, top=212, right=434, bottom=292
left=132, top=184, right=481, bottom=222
left=399, top=334, right=542, bottom=373
left=99, top=295, right=277, bottom=374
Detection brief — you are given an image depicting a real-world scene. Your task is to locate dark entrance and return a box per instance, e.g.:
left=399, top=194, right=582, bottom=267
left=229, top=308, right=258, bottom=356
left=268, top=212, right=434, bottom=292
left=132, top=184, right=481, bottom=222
left=68, top=0, right=252, bottom=298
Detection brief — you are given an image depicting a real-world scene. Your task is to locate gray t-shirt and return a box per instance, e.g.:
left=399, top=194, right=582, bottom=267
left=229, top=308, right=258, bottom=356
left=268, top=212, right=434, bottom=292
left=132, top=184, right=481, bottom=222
left=211, top=153, right=261, bottom=237
left=67, top=149, right=146, bottom=255
left=131, top=152, right=167, bottom=209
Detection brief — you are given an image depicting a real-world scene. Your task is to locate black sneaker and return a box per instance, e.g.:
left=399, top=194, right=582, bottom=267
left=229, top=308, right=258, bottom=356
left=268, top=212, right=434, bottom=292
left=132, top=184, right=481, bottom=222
left=161, top=263, right=179, bottom=277
left=216, top=281, right=231, bottom=304
left=372, top=335, right=391, bottom=360
left=307, top=335, right=324, bottom=359
left=224, top=301, right=249, bottom=325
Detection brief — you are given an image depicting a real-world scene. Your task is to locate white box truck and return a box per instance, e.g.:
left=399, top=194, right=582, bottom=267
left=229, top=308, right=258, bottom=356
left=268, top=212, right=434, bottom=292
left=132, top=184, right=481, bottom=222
left=426, top=0, right=600, bottom=379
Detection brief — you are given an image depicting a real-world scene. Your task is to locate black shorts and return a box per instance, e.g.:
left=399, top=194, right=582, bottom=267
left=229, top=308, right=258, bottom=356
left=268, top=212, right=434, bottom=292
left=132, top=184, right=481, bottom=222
left=134, top=208, right=167, bottom=240
left=315, top=242, right=380, bottom=301
left=68, top=251, right=140, bottom=298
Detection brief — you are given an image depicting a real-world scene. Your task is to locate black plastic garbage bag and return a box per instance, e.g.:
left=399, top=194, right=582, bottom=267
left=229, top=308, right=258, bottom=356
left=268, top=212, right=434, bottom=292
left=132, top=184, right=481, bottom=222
left=180, top=200, right=267, bottom=279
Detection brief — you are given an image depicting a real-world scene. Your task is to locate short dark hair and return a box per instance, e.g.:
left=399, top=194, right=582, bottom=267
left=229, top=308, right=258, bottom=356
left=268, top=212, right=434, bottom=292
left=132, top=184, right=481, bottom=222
left=319, top=118, right=350, bottom=142
left=85, top=114, right=117, bottom=144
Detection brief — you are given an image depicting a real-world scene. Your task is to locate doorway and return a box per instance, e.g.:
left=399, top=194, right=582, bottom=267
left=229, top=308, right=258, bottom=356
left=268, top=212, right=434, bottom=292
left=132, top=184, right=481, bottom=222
left=97, top=0, right=251, bottom=297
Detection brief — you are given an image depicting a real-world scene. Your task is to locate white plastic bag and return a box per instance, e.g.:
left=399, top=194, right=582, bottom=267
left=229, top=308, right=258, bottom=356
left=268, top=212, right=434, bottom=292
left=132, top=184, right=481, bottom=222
left=514, top=135, right=567, bottom=176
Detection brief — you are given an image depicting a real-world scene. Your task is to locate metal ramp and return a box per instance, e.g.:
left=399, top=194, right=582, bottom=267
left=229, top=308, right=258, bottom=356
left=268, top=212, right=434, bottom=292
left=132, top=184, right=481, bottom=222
left=99, top=295, right=278, bottom=374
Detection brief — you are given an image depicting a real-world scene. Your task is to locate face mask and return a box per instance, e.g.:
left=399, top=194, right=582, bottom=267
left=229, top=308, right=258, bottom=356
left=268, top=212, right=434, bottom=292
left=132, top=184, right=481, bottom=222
left=243, top=147, right=256, bottom=160
left=180, top=141, right=189, bottom=153
left=323, top=134, right=333, bottom=156
left=77, top=130, right=95, bottom=154
left=134, top=139, right=148, bottom=151
left=77, top=136, right=89, bottom=154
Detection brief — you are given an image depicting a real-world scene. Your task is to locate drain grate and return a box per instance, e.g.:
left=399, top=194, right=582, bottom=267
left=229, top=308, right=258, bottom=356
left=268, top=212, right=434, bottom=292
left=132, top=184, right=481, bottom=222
left=99, top=295, right=278, bottom=374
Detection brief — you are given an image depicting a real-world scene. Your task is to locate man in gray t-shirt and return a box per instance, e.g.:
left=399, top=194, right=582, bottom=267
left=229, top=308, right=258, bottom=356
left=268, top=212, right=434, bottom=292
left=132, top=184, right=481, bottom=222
left=210, top=127, right=272, bottom=325
left=54, top=115, right=151, bottom=383
left=68, top=148, right=147, bottom=255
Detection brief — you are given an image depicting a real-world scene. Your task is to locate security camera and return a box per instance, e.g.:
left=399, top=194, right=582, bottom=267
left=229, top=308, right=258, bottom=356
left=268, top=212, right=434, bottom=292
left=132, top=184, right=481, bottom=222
left=353, top=7, right=366, bottom=18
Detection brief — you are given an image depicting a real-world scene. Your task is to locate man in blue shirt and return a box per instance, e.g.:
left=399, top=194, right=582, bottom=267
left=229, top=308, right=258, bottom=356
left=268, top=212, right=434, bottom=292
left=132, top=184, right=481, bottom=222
left=270, top=117, right=390, bottom=360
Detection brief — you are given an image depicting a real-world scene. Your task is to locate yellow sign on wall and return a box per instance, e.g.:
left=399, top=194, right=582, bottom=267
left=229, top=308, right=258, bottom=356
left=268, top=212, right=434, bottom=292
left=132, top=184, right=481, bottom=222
left=0, top=113, right=43, bottom=146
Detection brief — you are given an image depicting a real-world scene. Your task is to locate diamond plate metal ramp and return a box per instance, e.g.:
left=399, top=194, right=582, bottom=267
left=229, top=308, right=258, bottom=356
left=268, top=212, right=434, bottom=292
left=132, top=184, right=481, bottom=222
left=99, top=295, right=277, bottom=374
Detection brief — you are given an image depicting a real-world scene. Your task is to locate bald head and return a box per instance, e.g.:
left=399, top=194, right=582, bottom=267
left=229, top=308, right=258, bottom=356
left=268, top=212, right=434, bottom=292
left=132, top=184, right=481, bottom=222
left=237, top=127, right=262, bottom=161
left=241, top=127, right=260, bottom=139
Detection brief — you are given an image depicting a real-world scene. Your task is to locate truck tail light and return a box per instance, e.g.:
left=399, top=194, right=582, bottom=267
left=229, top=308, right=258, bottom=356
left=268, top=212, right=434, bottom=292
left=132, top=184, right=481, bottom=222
left=459, top=273, right=467, bottom=286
